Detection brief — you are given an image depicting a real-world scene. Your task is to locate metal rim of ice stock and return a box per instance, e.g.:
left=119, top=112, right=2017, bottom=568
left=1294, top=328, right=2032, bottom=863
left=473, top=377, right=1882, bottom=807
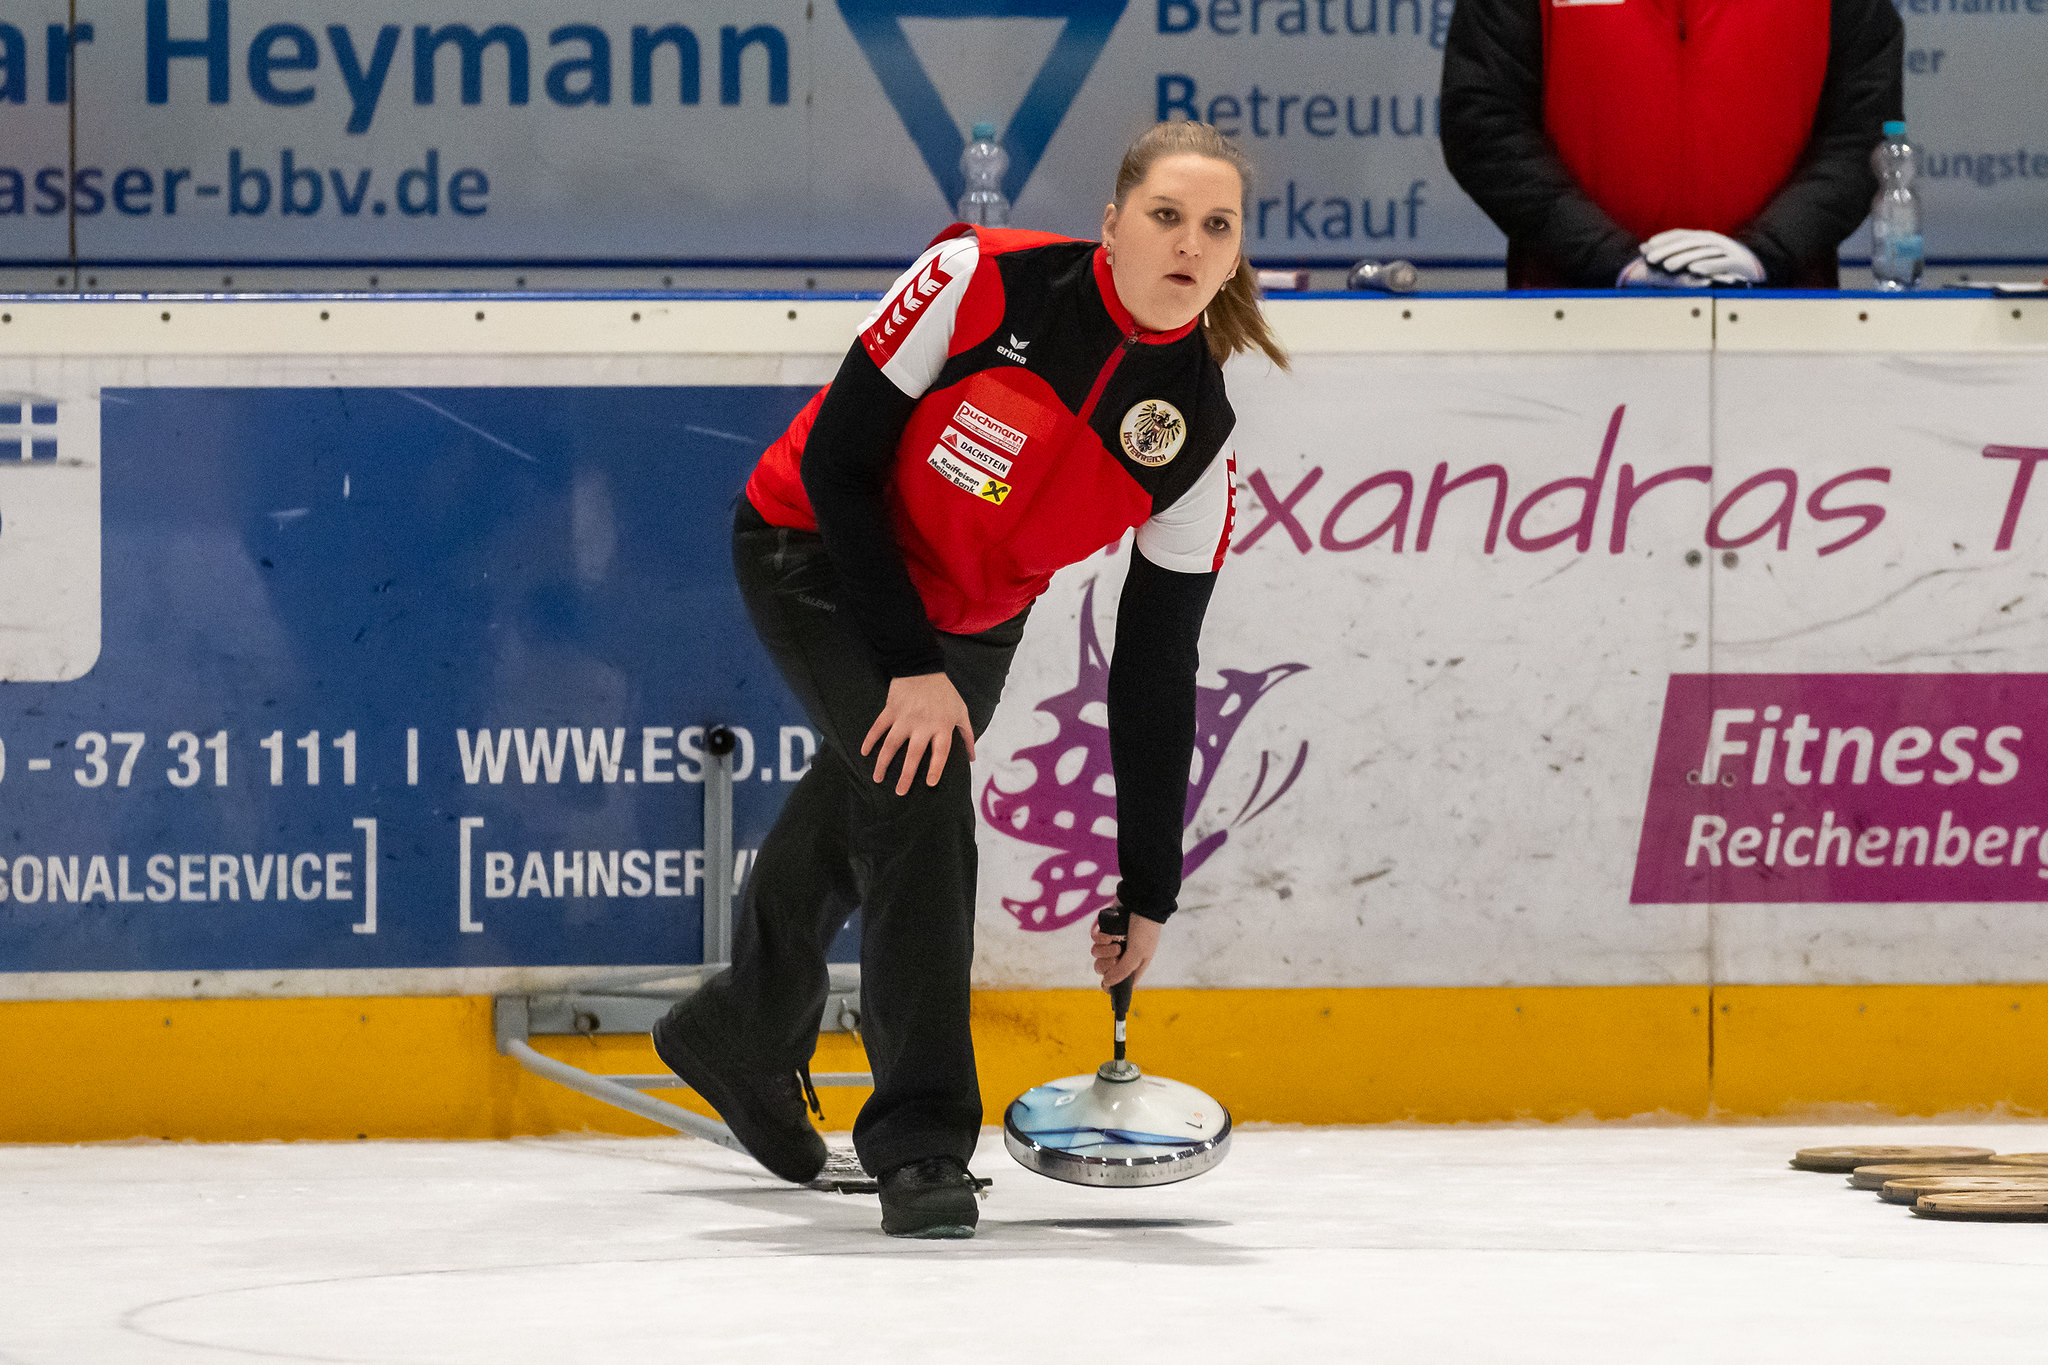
left=1001, top=1107, right=1233, bottom=1188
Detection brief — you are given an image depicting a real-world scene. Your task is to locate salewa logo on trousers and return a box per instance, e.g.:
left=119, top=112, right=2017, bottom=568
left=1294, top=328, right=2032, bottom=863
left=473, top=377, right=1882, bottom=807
left=997, top=333, right=1030, bottom=365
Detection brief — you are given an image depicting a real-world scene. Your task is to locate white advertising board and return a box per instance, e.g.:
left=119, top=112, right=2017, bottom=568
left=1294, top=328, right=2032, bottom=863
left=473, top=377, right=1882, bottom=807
left=974, top=295, right=2048, bottom=990
left=0, top=0, right=2040, bottom=269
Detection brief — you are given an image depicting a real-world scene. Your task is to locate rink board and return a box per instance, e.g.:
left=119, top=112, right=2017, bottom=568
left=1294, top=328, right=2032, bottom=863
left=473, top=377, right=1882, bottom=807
left=4, top=293, right=2048, bottom=1000
left=4, top=291, right=2048, bottom=1129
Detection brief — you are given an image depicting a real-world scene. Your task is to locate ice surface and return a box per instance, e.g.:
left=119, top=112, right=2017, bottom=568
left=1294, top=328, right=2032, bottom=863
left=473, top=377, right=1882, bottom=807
left=6, top=1122, right=2048, bottom=1363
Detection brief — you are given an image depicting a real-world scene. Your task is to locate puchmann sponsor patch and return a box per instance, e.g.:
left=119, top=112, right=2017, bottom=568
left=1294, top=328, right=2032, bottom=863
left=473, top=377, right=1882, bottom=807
left=953, top=401, right=1026, bottom=456
left=941, top=424, right=1013, bottom=478
left=928, top=448, right=1011, bottom=504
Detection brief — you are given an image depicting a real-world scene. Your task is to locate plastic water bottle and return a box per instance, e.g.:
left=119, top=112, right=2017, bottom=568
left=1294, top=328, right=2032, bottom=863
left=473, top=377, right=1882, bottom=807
left=1870, top=120, right=1923, bottom=291
left=957, top=122, right=1009, bottom=226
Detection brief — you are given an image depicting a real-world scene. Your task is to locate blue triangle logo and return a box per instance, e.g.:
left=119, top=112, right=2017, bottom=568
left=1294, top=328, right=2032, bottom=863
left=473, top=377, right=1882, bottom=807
left=837, top=0, right=1131, bottom=211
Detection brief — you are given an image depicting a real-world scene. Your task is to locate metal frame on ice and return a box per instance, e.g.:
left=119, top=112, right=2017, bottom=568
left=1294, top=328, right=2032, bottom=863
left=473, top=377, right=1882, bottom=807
left=493, top=726, right=870, bottom=1158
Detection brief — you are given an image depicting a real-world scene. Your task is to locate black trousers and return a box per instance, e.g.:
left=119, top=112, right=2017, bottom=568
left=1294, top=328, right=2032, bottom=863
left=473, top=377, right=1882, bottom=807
left=696, top=509, right=1025, bottom=1175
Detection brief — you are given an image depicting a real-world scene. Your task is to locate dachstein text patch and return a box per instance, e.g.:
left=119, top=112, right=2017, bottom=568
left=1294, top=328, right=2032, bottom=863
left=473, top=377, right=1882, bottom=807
left=941, top=425, right=1012, bottom=478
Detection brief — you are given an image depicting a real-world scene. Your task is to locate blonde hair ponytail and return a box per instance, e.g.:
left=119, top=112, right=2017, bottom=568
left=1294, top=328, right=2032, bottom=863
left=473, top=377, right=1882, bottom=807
left=1113, top=121, right=1289, bottom=371
left=1205, top=264, right=1285, bottom=371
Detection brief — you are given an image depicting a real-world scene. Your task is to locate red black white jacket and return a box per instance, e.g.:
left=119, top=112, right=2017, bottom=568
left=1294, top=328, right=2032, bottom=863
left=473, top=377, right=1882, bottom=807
left=742, top=225, right=1242, bottom=923
left=749, top=225, right=1236, bottom=647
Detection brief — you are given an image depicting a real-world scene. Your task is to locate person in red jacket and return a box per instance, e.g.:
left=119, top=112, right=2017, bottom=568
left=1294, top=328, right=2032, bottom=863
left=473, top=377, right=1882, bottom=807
left=652, top=120, right=1287, bottom=1239
left=1441, top=0, right=1904, bottom=288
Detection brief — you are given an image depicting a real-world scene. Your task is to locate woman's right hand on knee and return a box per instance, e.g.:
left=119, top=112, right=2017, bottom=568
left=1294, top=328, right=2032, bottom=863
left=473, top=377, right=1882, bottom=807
left=862, top=671, right=975, bottom=795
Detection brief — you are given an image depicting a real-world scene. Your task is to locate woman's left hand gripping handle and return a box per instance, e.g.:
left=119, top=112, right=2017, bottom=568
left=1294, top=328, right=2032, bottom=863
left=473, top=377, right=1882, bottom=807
left=1092, top=906, right=1160, bottom=992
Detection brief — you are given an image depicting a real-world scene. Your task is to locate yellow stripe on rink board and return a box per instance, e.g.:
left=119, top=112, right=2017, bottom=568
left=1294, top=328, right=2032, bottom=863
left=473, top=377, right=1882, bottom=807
left=971, top=987, right=1712, bottom=1126
left=1709, top=984, right=2048, bottom=1118
left=0, top=987, right=1701, bottom=1142
left=0, top=996, right=691, bottom=1143
left=4, top=984, right=2044, bottom=1143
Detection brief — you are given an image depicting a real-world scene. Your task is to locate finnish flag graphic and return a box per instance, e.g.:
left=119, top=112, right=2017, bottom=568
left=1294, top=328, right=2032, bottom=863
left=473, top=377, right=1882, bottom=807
left=0, top=400, right=59, bottom=462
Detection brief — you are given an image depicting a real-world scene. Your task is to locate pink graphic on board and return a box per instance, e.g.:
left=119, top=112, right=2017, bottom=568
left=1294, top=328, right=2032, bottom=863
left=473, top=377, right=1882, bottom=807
left=1633, top=673, right=2048, bottom=904
left=982, top=579, right=1308, bottom=931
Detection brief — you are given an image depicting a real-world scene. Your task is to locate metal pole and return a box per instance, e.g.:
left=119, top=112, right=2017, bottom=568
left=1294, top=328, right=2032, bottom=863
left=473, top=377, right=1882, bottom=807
left=492, top=995, right=747, bottom=1152
left=702, top=725, right=737, bottom=972
left=503, top=1038, right=749, bottom=1152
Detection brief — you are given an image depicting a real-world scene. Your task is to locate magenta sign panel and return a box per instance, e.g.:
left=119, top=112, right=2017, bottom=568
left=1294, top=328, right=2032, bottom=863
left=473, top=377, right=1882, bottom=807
left=1633, top=674, right=2048, bottom=904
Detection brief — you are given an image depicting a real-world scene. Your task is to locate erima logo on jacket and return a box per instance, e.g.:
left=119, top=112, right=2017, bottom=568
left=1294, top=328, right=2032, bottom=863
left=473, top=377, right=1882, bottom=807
left=997, top=332, right=1030, bottom=365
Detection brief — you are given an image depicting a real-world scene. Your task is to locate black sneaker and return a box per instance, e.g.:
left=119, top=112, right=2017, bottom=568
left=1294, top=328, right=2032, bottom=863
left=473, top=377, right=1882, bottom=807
left=879, top=1157, right=981, bottom=1239
left=650, top=998, right=827, bottom=1185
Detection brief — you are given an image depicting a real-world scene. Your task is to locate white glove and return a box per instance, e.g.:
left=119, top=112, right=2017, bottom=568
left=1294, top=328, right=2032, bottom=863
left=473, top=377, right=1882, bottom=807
left=1616, top=256, right=1697, bottom=288
left=1640, top=229, right=1765, bottom=284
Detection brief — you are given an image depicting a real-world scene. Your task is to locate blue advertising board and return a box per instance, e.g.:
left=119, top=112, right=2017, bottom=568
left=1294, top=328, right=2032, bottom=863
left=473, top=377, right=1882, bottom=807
left=0, top=378, right=835, bottom=976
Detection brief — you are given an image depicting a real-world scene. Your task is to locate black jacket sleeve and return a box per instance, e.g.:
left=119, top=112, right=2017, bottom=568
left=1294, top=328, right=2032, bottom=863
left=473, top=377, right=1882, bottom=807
left=1736, top=0, right=1904, bottom=284
left=799, top=343, right=946, bottom=678
left=1440, top=0, right=1642, bottom=288
left=1107, top=548, right=1218, bottom=924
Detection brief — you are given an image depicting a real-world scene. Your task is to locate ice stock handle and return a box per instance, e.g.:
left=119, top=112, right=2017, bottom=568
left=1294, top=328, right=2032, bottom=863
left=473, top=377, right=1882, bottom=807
left=1097, top=905, right=1134, bottom=1019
